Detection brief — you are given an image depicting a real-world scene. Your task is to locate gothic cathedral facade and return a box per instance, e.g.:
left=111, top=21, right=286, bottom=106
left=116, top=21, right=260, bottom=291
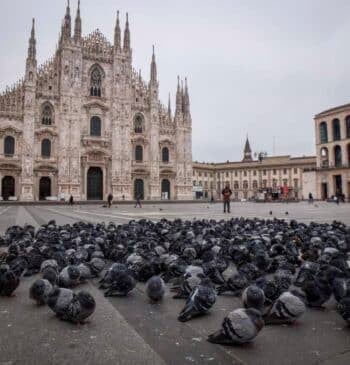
left=0, top=2, right=193, bottom=201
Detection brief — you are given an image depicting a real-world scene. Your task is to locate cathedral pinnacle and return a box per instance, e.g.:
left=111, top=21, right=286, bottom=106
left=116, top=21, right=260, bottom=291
left=175, top=76, right=183, bottom=116
left=168, top=93, right=172, bottom=119
left=62, top=0, right=72, bottom=41
left=183, top=77, right=190, bottom=115
left=150, top=45, right=157, bottom=83
left=74, top=0, right=82, bottom=42
left=123, top=12, right=131, bottom=52
left=27, top=18, right=36, bottom=64
left=114, top=10, right=121, bottom=50
left=242, top=136, right=253, bottom=162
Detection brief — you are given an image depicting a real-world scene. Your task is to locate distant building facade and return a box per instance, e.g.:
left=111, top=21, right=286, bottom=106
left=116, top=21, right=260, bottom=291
left=0, top=3, right=193, bottom=201
left=193, top=138, right=316, bottom=201
left=314, top=103, right=350, bottom=200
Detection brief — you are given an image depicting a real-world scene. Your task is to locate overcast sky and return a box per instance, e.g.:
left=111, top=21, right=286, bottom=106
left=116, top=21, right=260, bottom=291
left=1, top=0, right=349, bottom=162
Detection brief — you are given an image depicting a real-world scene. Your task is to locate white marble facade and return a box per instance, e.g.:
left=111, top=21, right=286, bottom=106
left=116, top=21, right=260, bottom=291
left=0, top=3, right=193, bottom=201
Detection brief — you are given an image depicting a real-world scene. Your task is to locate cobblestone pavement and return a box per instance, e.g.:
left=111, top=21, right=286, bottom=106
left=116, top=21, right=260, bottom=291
left=0, top=202, right=349, bottom=365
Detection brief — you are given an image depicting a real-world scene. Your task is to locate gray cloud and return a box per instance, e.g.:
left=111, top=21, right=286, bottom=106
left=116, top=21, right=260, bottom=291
left=1, top=0, right=349, bottom=162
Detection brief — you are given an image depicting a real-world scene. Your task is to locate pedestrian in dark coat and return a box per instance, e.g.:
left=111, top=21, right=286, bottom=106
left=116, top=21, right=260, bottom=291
left=221, top=185, right=232, bottom=213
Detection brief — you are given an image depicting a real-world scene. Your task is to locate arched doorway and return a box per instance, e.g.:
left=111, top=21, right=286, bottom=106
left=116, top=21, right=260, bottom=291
left=161, top=179, right=171, bottom=199
left=39, top=177, right=51, bottom=200
left=134, top=179, right=144, bottom=200
left=2, top=176, right=15, bottom=200
left=87, top=167, right=103, bottom=200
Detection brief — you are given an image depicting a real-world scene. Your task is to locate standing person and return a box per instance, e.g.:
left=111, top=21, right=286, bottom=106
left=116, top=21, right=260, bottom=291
left=308, top=192, right=314, bottom=204
left=107, top=193, right=113, bottom=208
left=135, top=193, right=142, bottom=208
left=221, top=184, right=232, bottom=213
left=69, top=195, right=74, bottom=206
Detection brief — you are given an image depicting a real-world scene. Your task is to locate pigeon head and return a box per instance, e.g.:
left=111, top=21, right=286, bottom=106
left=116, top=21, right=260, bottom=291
left=67, top=266, right=80, bottom=281
left=77, top=291, right=96, bottom=310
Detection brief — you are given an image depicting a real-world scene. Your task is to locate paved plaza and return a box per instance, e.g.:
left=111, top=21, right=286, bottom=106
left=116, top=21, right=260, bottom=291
left=0, top=202, right=350, bottom=365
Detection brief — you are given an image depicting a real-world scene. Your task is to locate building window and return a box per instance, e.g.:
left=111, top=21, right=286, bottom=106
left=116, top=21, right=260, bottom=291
left=199, top=172, right=202, bottom=177
left=263, top=170, right=267, bottom=176
left=204, top=172, right=207, bottom=177
left=319, top=121, right=328, bottom=143
left=253, top=170, right=257, bottom=176
left=199, top=181, right=202, bottom=186
left=320, top=147, right=329, bottom=168
left=4, top=136, right=15, bottom=156
left=273, top=169, right=277, bottom=175
left=234, top=192, right=238, bottom=199
left=226, top=172, right=229, bottom=177
left=334, top=145, right=342, bottom=167
left=41, top=139, right=51, bottom=157
left=234, top=181, right=239, bottom=189
left=294, top=179, right=298, bottom=188
left=210, top=182, right=213, bottom=189
left=332, top=119, right=341, bottom=141
left=346, top=116, right=350, bottom=138
left=41, top=103, right=54, bottom=125
left=134, top=114, right=144, bottom=133
left=272, top=179, right=277, bottom=188
left=243, top=180, right=248, bottom=189
left=90, top=66, right=102, bottom=97
left=262, top=179, right=267, bottom=188
left=243, top=171, right=247, bottom=177
left=217, top=173, right=220, bottom=178
left=234, top=171, right=238, bottom=177
left=193, top=181, right=196, bottom=186
left=162, top=147, right=169, bottom=163
left=294, top=168, right=298, bottom=174
left=252, top=180, right=258, bottom=189
left=135, top=145, right=143, bottom=162
left=283, top=179, right=288, bottom=187
left=283, top=168, right=287, bottom=174
left=90, top=116, right=102, bottom=136
left=204, top=181, right=208, bottom=188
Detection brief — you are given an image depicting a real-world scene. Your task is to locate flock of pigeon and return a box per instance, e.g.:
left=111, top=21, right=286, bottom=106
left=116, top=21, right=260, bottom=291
left=0, top=216, right=350, bottom=346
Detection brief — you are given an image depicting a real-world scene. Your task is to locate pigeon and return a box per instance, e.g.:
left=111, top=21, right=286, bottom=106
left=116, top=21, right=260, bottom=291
left=336, top=297, right=350, bottom=325
left=171, top=266, right=204, bottom=299
left=333, top=278, right=350, bottom=303
left=58, top=265, right=81, bottom=288
left=264, top=290, right=306, bottom=325
left=104, top=269, right=136, bottom=297
left=302, top=275, right=333, bottom=308
left=178, top=277, right=216, bottom=322
left=42, top=266, right=59, bottom=285
left=269, top=211, right=273, bottom=215
left=217, top=273, right=249, bottom=296
left=48, top=287, right=96, bottom=324
left=99, top=263, right=128, bottom=289
left=242, top=285, right=265, bottom=311
left=146, top=276, right=165, bottom=302
left=29, top=279, right=53, bottom=305
left=0, top=266, right=20, bottom=297
left=208, top=308, right=264, bottom=345
left=285, top=212, right=289, bottom=216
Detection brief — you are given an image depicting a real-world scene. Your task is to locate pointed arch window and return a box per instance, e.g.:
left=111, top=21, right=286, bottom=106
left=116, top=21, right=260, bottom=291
left=162, top=147, right=169, bottom=162
left=90, top=116, right=102, bottom=136
left=42, top=104, right=54, bottom=125
left=4, top=136, right=15, bottom=156
left=41, top=139, right=51, bottom=158
left=90, top=67, right=102, bottom=97
left=135, top=145, right=143, bottom=162
left=134, top=114, right=144, bottom=133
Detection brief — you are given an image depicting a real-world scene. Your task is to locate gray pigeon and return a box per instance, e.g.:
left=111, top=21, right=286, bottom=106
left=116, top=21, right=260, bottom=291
left=40, top=259, right=59, bottom=273
left=104, top=269, right=136, bottom=297
left=146, top=276, right=165, bottom=302
left=178, top=277, right=216, bottom=322
left=48, top=287, right=96, bottom=324
left=58, top=265, right=81, bottom=288
left=208, top=308, right=264, bottom=345
left=171, top=265, right=204, bottom=299
left=264, top=290, right=306, bottom=325
left=242, top=285, right=265, bottom=311
left=29, top=278, right=53, bottom=305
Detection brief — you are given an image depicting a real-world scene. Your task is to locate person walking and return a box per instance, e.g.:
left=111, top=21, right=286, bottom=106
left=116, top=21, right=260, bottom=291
left=135, top=193, right=142, bottom=208
left=69, top=195, right=74, bottom=206
left=107, top=193, right=113, bottom=208
left=308, top=192, right=313, bottom=204
left=221, top=184, right=232, bottom=213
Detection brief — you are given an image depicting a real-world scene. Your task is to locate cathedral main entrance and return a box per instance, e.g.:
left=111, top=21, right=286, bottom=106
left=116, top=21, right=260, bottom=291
left=39, top=177, right=51, bottom=200
left=134, top=179, right=144, bottom=200
left=87, top=167, right=103, bottom=200
left=161, top=179, right=171, bottom=199
left=2, top=176, right=15, bottom=200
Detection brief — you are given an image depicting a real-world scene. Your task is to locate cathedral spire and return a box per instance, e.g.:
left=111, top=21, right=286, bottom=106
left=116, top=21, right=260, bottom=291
left=242, top=136, right=253, bottom=162
left=114, top=10, right=121, bottom=51
left=74, top=0, right=82, bottom=42
left=62, top=0, right=71, bottom=41
left=175, top=76, right=183, bottom=116
left=123, top=12, right=131, bottom=52
left=183, top=77, right=190, bottom=115
left=150, top=45, right=157, bottom=83
left=168, top=93, right=172, bottom=119
left=27, top=18, right=37, bottom=65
